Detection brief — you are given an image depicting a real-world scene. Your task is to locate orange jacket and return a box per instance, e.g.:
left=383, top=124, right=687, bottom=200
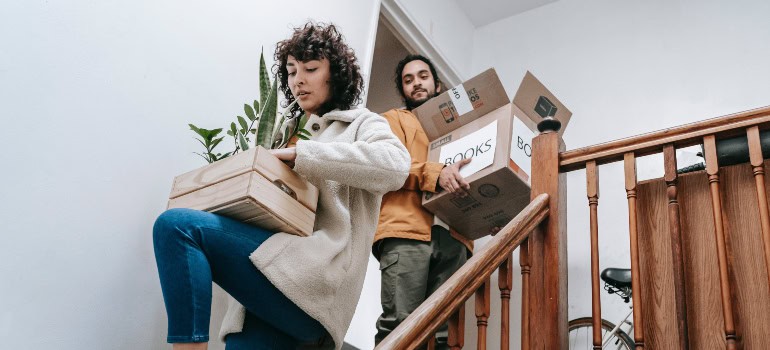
left=374, top=109, right=473, bottom=252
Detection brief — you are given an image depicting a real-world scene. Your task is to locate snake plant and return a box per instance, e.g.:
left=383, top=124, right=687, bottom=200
left=189, top=49, right=310, bottom=164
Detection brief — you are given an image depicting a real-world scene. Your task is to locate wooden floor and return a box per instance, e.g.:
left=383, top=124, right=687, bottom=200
left=637, top=160, right=770, bottom=349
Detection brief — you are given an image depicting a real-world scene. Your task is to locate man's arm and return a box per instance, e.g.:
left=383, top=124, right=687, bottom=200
left=381, top=110, right=445, bottom=193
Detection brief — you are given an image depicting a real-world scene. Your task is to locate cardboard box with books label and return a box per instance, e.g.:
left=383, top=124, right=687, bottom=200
left=167, top=146, right=319, bottom=236
left=422, top=71, right=570, bottom=239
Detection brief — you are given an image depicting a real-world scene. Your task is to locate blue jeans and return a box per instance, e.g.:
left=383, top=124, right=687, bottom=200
left=153, top=208, right=326, bottom=349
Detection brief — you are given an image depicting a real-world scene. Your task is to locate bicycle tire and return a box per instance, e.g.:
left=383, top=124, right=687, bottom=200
left=568, top=317, right=635, bottom=350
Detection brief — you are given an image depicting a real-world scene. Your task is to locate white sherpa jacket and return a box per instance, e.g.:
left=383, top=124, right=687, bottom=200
left=219, top=108, right=410, bottom=349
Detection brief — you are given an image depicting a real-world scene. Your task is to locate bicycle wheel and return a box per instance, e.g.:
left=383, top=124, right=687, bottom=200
left=568, top=317, right=635, bottom=350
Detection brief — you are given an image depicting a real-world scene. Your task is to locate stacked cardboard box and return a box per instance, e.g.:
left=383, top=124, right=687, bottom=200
left=414, top=70, right=571, bottom=239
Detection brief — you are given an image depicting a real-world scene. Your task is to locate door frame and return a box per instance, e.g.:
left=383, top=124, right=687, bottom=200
left=379, top=0, right=463, bottom=87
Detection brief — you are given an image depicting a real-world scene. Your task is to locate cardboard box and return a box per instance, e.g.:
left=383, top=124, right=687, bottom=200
left=512, top=71, right=572, bottom=136
left=422, top=71, right=570, bottom=240
left=167, top=146, right=318, bottom=236
left=423, top=104, right=533, bottom=239
left=413, top=68, right=509, bottom=141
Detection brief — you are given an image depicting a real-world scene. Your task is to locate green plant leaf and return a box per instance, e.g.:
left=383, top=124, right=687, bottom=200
left=253, top=99, right=260, bottom=115
left=209, top=128, right=223, bottom=138
left=189, top=124, right=210, bottom=139
left=211, top=137, right=224, bottom=150
left=230, top=122, right=238, bottom=136
left=256, top=77, right=278, bottom=147
left=238, top=132, right=249, bottom=151
left=250, top=128, right=257, bottom=134
left=237, top=116, right=248, bottom=131
left=297, top=113, right=308, bottom=129
left=296, top=134, right=310, bottom=140
left=193, top=152, right=213, bottom=164
left=226, top=130, right=234, bottom=137
left=259, top=48, right=270, bottom=106
left=244, top=104, right=256, bottom=121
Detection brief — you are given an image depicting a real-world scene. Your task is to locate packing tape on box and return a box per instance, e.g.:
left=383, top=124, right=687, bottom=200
left=448, top=83, right=474, bottom=116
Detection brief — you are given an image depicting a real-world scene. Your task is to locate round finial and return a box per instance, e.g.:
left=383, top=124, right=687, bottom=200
left=537, top=116, right=562, bottom=133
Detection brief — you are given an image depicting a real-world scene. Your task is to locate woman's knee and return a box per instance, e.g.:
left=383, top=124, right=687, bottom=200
left=153, top=208, right=201, bottom=244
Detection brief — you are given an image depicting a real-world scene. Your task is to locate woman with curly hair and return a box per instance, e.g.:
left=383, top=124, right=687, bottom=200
left=153, top=22, right=410, bottom=350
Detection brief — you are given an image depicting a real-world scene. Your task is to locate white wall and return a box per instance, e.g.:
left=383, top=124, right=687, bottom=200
left=0, top=1, right=381, bottom=349
left=464, top=0, right=770, bottom=348
left=396, top=0, right=476, bottom=79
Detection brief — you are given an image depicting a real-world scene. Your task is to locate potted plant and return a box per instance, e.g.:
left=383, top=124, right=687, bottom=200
left=188, top=50, right=312, bottom=164
left=166, top=49, right=318, bottom=236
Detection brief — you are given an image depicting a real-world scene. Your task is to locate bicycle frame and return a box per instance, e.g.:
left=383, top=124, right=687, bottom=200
left=602, top=303, right=634, bottom=349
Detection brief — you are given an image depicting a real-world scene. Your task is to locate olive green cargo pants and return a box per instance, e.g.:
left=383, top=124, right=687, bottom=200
left=374, top=226, right=469, bottom=349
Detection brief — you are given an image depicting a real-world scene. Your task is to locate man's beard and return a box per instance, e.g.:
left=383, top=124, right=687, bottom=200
left=405, top=90, right=439, bottom=110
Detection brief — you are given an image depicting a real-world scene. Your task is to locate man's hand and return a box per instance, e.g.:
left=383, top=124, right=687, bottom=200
left=438, top=158, right=472, bottom=197
left=269, top=148, right=297, bottom=168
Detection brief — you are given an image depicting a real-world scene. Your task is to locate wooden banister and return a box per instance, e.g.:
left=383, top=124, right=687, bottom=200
left=704, top=135, right=739, bottom=350
left=747, top=126, right=770, bottom=292
left=374, top=194, right=550, bottom=350
left=498, top=256, right=513, bottom=350
left=624, top=153, right=646, bottom=349
left=664, top=144, right=690, bottom=350
left=528, top=124, right=568, bottom=349
left=559, top=105, right=770, bottom=171
left=475, top=280, right=490, bottom=350
left=586, top=160, right=602, bottom=349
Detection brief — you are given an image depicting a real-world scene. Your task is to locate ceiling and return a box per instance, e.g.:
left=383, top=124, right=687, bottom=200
left=453, top=0, right=559, bottom=27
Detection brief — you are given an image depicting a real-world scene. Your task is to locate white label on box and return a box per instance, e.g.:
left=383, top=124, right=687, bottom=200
left=438, top=120, right=497, bottom=178
left=510, top=115, right=535, bottom=183
left=448, top=83, right=474, bottom=116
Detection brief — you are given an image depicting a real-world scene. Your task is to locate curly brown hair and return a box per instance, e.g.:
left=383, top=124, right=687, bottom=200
left=274, top=22, right=364, bottom=117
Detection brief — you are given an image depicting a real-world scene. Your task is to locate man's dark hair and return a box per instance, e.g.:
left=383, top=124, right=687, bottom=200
left=394, top=54, right=442, bottom=101
left=274, top=22, right=364, bottom=116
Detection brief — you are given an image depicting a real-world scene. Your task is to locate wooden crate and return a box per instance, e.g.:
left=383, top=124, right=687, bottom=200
left=167, top=146, right=318, bottom=236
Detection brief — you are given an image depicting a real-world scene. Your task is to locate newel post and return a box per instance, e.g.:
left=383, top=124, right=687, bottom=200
left=525, top=116, right=568, bottom=349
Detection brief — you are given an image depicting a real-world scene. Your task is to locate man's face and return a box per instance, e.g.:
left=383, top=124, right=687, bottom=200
left=401, top=60, right=440, bottom=110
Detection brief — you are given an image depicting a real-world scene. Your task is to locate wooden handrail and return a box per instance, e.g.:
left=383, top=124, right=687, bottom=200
left=559, top=105, right=770, bottom=172
left=375, top=194, right=551, bottom=350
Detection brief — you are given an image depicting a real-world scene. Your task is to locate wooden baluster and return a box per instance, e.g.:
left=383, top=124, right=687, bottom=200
left=529, top=118, right=568, bottom=349
left=447, top=304, right=465, bottom=350
left=747, top=126, right=770, bottom=291
left=520, top=240, right=530, bottom=350
left=703, top=135, right=738, bottom=350
left=663, top=144, right=690, bottom=350
left=499, top=255, right=513, bottom=350
left=475, top=279, right=491, bottom=350
left=624, top=152, right=645, bottom=350
left=586, top=160, right=602, bottom=349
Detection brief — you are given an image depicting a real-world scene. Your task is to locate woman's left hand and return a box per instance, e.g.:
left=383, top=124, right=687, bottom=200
left=269, top=148, right=297, bottom=168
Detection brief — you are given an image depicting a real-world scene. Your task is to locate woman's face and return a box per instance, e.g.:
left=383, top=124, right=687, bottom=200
left=286, top=55, right=331, bottom=116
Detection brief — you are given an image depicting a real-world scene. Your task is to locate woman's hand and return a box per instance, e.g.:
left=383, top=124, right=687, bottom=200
left=269, top=148, right=297, bottom=169
left=438, top=158, right=472, bottom=197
